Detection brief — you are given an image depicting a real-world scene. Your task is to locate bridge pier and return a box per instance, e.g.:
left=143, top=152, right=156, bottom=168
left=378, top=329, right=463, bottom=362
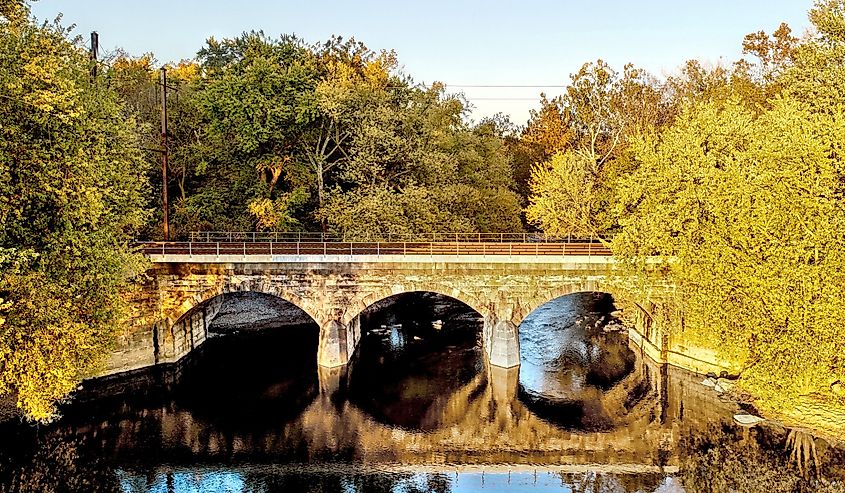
left=488, top=365, right=519, bottom=418
left=317, top=364, right=346, bottom=397
left=317, top=316, right=361, bottom=368
left=483, top=312, right=521, bottom=368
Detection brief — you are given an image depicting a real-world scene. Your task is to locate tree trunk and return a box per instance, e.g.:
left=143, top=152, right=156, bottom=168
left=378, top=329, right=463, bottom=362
left=317, top=160, right=324, bottom=208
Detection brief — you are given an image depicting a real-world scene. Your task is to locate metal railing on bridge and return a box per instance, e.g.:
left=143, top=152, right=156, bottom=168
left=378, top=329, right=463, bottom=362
left=139, top=237, right=612, bottom=258
left=187, top=231, right=603, bottom=244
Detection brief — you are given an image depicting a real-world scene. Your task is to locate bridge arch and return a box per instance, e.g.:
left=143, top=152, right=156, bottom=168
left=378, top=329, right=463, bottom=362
left=510, top=279, right=629, bottom=328
left=167, top=279, right=324, bottom=330
left=157, top=280, right=326, bottom=367
left=341, top=285, right=487, bottom=327
left=343, top=290, right=488, bottom=431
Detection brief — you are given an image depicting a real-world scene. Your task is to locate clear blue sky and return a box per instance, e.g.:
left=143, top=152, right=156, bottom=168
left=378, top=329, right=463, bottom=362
left=32, top=0, right=813, bottom=124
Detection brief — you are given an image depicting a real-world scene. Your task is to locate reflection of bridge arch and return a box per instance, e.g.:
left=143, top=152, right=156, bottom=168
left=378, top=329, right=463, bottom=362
left=70, top=356, right=677, bottom=471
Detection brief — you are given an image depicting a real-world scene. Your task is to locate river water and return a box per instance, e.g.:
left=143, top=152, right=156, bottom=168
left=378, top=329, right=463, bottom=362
left=0, top=292, right=842, bottom=492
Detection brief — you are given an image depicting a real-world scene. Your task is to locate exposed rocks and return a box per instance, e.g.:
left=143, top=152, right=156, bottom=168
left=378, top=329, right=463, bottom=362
left=715, top=378, right=736, bottom=393
left=701, top=375, right=738, bottom=394
left=601, top=320, right=626, bottom=333
left=733, top=413, right=766, bottom=426
left=831, top=380, right=844, bottom=398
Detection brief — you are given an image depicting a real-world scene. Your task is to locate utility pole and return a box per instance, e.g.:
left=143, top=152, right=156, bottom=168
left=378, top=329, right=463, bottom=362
left=89, top=32, right=98, bottom=78
left=160, top=67, right=170, bottom=241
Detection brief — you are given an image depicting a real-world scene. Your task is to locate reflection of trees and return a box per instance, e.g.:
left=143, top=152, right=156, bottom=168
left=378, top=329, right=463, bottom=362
left=786, top=429, right=820, bottom=479
left=0, top=431, right=122, bottom=493
left=206, top=471, right=454, bottom=493
left=560, top=471, right=665, bottom=493
left=678, top=423, right=844, bottom=493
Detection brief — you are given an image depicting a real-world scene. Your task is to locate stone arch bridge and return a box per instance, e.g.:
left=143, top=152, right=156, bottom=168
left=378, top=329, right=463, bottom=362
left=105, top=239, right=680, bottom=378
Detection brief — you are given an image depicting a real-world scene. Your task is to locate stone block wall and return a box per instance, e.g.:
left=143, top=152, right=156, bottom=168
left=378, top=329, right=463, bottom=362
left=101, top=258, right=739, bottom=380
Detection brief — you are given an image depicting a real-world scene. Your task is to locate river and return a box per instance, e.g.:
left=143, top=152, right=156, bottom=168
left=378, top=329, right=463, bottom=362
left=0, top=292, right=842, bottom=492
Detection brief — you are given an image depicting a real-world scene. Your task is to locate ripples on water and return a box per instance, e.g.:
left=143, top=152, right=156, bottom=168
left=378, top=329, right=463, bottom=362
left=0, top=292, right=842, bottom=492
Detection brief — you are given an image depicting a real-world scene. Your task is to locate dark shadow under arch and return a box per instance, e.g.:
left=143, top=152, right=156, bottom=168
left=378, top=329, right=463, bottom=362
left=170, top=291, right=321, bottom=426
left=345, top=291, right=487, bottom=431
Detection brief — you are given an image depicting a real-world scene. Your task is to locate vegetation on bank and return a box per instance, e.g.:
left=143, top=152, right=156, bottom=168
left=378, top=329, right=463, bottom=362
left=111, top=31, right=523, bottom=238
left=0, top=2, right=149, bottom=420
left=1, top=0, right=844, bottom=423
left=528, top=1, right=845, bottom=418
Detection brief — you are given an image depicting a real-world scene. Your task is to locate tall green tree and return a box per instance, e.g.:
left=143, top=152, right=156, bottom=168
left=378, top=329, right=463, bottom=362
left=0, top=6, right=150, bottom=420
left=187, top=32, right=317, bottom=232
left=614, top=96, right=845, bottom=406
left=526, top=61, right=666, bottom=238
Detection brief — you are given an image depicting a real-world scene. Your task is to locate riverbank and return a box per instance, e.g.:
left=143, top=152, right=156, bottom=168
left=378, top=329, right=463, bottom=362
left=0, top=395, right=21, bottom=423
left=754, top=394, right=845, bottom=444
left=623, top=321, right=845, bottom=444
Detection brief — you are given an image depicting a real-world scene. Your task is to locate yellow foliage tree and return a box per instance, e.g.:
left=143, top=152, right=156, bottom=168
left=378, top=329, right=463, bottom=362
left=526, top=152, right=603, bottom=239
left=614, top=96, right=845, bottom=405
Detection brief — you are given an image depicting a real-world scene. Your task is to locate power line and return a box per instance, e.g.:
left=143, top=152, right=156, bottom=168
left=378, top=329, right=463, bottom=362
left=446, top=85, right=567, bottom=88
left=385, top=84, right=567, bottom=90
left=461, top=97, right=543, bottom=101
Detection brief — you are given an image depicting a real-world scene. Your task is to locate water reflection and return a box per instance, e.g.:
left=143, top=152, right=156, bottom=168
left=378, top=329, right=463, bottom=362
left=113, top=467, right=678, bottom=493
left=2, top=292, right=841, bottom=492
left=346, top=293, right=485, bottom=431
left=175, top=328, right=320, bottom=427
left=518, top=293, right=640, bottom=430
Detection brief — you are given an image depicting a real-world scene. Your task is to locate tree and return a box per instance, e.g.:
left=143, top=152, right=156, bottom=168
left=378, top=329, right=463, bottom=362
left=107, top=54, right=206, bottom=238
left=187, top=32, right=317, bottom=232
left=526, top=151, right=603, bottom=238
left=780, top=0, right=845, bottom=112
left=742, top=22, right=799, bottom=83
left=317, top=185, right=473, bottom=240
left=614, top=96, right=845, bottom=406
left=0, top=11, right=149, bottom=420
left=525, top=61, right=666, bottom=238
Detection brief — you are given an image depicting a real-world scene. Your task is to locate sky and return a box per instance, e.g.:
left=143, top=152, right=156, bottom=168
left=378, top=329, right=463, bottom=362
left=31, top=0, right=814, bottom=124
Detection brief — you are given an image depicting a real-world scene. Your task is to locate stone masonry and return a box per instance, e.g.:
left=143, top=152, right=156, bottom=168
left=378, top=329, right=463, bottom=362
left=105, top=254, right=736, bottom=379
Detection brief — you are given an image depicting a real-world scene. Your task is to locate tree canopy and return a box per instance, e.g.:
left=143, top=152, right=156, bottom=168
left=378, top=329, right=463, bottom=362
left=0, top=6, right=149, bottom=420
left=112, top=32, right=524, bottom=239
left=524, top=0, right=845, bottom=413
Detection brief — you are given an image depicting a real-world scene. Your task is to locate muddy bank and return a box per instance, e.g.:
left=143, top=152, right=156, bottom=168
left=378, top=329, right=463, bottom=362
left=0, top=394, right=21, bottom=424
